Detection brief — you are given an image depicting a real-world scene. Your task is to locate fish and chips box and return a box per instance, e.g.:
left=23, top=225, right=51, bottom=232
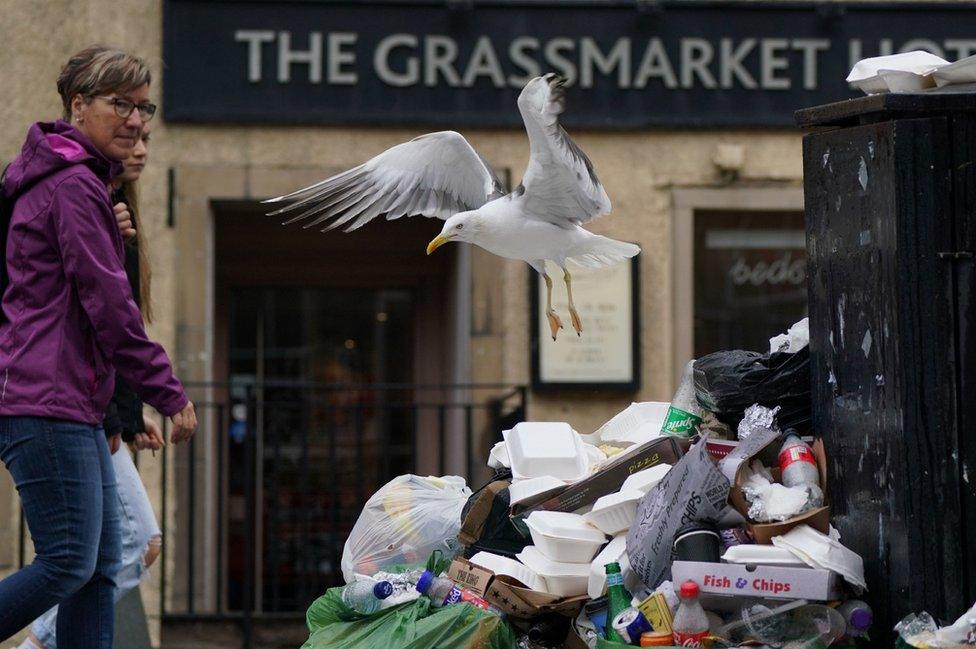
left=671, top=559, right=842, bottom=601
left=720, top=429, right=830, bottom=544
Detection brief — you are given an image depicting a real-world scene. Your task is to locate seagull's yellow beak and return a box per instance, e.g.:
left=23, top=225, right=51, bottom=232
left=426, top=234, right=452, bottom=255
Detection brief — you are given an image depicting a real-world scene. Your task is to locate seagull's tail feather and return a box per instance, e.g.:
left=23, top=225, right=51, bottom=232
left=567, top=235, right=640, bottom=269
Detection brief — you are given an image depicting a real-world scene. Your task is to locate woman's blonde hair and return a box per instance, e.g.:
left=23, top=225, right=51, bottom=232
left=57, top=45, right=151, bottom=120
left=119, top=180, right=153, bottom=324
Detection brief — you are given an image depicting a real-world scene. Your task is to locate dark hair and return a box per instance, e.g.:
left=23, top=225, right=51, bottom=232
left=57, top=45, right=151, bottom=120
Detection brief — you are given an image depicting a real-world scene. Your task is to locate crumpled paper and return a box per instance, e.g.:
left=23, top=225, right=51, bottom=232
left=742, top=461, right=823, bottom=522
left=769, top=318, right=809, bottom=354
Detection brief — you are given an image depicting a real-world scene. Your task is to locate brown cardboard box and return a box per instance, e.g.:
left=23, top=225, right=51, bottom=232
left=517, top=436, right=684, bottom=514
left=487, top=576, right=588, bottom=619
left=728, top=438, right=830, bottom=544
left=446, top=557, right=494, bottom=598
left=447, top=558, right=587, bottom=620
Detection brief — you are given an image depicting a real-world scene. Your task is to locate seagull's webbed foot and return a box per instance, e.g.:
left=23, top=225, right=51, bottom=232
left=546, top=309, right=564, bottom=341
left=569, top=307, right=583, bottom=337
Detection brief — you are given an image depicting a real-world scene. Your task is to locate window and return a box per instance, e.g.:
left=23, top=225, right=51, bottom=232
left=672, top=187, right=806, bottom=385
left=693, top=210, right=807, bottom=357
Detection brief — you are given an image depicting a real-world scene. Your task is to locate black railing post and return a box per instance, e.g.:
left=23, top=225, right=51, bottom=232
left=242, top=385, right=255, bottom=649
left=187, top=426, right=196, bottom=614
left=160, top=417, right=167, bottom=620
left=216, top=403, right=225, bottom=615
left=437, top=404, right=446, bottom=476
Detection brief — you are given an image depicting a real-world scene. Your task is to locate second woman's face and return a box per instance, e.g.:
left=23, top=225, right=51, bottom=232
left=119, top=126, right=151, bottom=184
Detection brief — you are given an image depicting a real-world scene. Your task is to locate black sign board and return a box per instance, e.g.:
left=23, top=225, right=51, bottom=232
left=163, top=0, right=976, bottom=128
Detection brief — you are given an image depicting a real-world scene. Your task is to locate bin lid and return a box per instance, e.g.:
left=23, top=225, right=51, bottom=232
left=795, top=83, right=976, bottom=128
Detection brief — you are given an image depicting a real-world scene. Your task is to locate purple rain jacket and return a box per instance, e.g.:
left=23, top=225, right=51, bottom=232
left=0, top=120, right=187, bottom=424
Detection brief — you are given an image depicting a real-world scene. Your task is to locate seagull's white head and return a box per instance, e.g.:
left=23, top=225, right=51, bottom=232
left=426, top=211, right=482, bottom=255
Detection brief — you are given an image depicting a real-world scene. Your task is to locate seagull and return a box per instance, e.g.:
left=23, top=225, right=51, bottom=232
left=264, top=73, right=640, bottom=340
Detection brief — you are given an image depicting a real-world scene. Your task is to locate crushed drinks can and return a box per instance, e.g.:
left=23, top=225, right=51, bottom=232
left=613, top=607, right=653, bottom=644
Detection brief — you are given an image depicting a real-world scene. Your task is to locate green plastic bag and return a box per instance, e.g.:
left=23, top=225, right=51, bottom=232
left=303, top=586, right=516, bottom=649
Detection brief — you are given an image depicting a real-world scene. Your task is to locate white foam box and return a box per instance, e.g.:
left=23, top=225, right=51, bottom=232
left=671, top=560, right=841, bottom=601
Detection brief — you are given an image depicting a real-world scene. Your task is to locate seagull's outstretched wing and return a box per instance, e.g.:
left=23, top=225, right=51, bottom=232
left=516, top=74, right=611, bottom=228
left=265, top=131, right=505, bottom=232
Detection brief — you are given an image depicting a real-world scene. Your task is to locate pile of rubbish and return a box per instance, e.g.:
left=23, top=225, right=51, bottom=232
left=302, top=318, right=976, bottom=649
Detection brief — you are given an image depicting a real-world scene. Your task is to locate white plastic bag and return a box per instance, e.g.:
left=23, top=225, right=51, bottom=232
left=340, top=474, right=471, bottom=583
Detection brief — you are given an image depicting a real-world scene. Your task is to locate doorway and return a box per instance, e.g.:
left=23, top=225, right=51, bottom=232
left=212, top=199, right=456, bottom=611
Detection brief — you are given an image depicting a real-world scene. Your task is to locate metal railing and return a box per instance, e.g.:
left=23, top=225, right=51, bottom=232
left=158, top=381, right=526, bottom=646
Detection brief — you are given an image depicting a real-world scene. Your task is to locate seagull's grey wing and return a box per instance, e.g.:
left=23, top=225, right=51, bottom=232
left=264, top=131, right=505, bottom=232
left=516, top=74, right=611, bottom=228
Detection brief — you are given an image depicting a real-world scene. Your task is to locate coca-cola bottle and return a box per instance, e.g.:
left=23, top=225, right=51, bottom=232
left=778, top=432, right=820, bottom=488
left=672, top=580, right=709, bottom=648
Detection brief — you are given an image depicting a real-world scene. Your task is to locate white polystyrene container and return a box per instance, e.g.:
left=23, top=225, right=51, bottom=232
left=525, top=512, right=606, bottom=563
left=504, top=423, right=588, bottom=481
left=517, top=546, right=590, bottom=597
left=508, top=476, right=567, bottom=506
left=587, top=535, right=642, bottom=599
left=583, top=489, right=643, bottom=536
left=469, top=550, right=547, bottom=591
left=846, top=51, right=947, bottom=94
left=620, top=463, right=672, bottom=494
left=487, top=441, right=511, bottom=469
left=721, top=544, right=809, bottom=568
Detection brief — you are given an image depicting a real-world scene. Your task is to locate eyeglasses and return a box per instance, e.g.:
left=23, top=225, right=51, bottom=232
left=94, top=96, right=157, bottom=122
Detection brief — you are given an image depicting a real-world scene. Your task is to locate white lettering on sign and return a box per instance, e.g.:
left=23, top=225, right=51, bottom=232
left=277, top=31, right=322, bottom=83
left=374, top=34, right=418, bottom=86
left=328, top=32, right=358, bottom=84
left=235, top=30, right=275, bottom=82
left=234, top=32, right=976, bottom=91
left=728, top=252, right=807, bottom=287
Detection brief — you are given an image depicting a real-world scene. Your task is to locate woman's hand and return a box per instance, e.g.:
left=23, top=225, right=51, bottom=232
left=133, top=417, right=165, bottom=452
left=170, top=401, right=198, bottom=444
left=114, top=202, right=136, bottom=241
left=108, top=433, right=122, bottom=454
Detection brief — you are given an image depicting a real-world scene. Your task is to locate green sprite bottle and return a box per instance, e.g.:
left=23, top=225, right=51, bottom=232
left=605, top=562, right=632, bottom=643
left=661, top=360, right=703, bottom=437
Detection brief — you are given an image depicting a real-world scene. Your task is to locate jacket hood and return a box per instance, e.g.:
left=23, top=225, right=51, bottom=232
left=3, top=120, right=122, bottom=198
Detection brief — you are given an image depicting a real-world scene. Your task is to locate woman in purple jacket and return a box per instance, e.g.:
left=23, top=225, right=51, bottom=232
left=0, top=46, right=196, bottom=648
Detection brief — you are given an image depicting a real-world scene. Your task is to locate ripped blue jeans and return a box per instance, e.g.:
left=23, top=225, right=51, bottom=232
left=31, top=447, right=160, bottom=648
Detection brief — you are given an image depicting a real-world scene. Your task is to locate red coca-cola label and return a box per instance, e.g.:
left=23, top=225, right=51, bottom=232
left=778, top=444, right=816, bottom=472
left=672, top=630, right=708, bottom=647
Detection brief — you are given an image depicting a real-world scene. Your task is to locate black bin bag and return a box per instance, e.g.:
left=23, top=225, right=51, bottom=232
left=693, top=346, right=811, bottom=432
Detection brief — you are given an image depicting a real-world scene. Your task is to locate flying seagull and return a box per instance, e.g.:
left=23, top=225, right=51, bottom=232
left=264, top=73, right=640, bottom=340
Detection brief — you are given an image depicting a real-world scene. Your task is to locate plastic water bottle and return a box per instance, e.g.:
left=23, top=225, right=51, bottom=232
left=342, top=578, right=394, bottom=614
left=778, top=432, right=820, bottom=488
left=837, top=600, right=873, bottom=639
left=415, top=570, right=503, bottom=615
left=672, top=581, right=709, bottom=647
left=662, top=361, right=703, bottom=437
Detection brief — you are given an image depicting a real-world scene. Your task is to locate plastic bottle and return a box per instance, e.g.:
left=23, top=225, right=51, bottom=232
left=341, top=578, right=394, bottom=614
left=662, top=361, right=704, bottom=437
left=415, top=570, right=502, bottom=615
left=672, top=580, right=709, bottom=648
left=778, top=432, right=820, bottom=488
left=837, top=600, right=873, bottom=639
left=605, top=562, right=633, bottom=643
